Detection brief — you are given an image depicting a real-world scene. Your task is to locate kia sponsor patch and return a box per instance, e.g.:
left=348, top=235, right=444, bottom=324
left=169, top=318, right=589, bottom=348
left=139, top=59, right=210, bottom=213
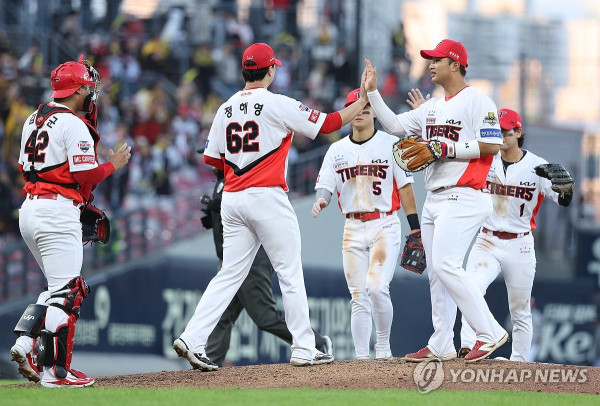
left=73, top=155, right=96, bottom=165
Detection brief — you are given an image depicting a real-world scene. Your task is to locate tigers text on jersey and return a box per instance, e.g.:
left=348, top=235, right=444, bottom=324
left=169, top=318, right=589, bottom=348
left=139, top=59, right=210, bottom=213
left=204, top=87, right=327, bottom=192
left=483, top=151, right=558, bottom=234
left=19, top=102, right=98, bottom=201
left=372, top=86, right=502, bottom=191
left=315, top=131, right=414, bottom=214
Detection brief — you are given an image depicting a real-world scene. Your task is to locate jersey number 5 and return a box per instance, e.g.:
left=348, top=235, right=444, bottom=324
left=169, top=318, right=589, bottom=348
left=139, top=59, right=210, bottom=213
left=24, top=130, right=49, bottom=163
left=226, top=121, right=259, bottom=153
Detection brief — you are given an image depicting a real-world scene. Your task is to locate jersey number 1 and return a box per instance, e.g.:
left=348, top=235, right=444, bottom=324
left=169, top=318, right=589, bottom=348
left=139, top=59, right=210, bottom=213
left=24, top=130, right=49, bottom=163
left=226, top=121, right=259, bottom=153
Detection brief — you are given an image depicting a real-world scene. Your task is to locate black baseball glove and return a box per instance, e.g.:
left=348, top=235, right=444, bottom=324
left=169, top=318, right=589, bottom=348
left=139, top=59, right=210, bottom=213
left=400, top=231, right=426, bottom=274
left=80, top=205, right=110, bottom=244
left=534, top=163, right=575, bottom=197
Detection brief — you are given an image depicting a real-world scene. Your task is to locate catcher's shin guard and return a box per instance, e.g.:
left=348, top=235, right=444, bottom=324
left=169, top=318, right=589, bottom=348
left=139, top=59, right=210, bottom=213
left=37, top=309, right=79, bottom=379
left=38, top=276, right=90, bottom=378
left=14, top=304, right=47, bottom=337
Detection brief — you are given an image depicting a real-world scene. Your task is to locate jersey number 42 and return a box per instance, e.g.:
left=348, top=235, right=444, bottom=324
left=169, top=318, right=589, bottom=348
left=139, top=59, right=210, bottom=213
left=24, top=130, right=50, bottom=163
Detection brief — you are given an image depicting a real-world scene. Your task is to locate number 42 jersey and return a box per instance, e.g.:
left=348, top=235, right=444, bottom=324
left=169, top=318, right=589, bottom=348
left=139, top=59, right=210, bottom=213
left=204, top=87, right=327, bottom=192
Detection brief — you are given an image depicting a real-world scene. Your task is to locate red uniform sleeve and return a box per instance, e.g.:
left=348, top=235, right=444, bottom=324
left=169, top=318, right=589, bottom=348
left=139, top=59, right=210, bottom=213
left=72, top=162, right=115, bottom=186
left=204, top=155, right=224, bottom=170
left=319, top=112, right=342, bottom=134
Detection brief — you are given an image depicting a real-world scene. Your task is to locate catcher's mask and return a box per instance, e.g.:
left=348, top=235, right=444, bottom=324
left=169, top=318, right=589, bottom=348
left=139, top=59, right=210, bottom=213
left=50, top=54, right=101, bottom=112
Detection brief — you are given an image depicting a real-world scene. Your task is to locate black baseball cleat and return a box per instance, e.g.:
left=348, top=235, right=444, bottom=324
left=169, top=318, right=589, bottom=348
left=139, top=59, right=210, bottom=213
left=173, top=338, right=218, bottom=371
left=458, top=347, right=471, bottom=359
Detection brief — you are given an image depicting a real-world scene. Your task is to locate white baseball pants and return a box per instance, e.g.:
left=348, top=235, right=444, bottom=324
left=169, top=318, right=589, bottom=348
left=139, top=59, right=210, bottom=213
left=342, top=215, right=401, bottom=358
left=19, top=195, right=83, bottom=293
left=180, top=187, right=317, bottom=360
left=421, top=188, right=506, bottom=356
left=460, top=232, right=536, bottom=361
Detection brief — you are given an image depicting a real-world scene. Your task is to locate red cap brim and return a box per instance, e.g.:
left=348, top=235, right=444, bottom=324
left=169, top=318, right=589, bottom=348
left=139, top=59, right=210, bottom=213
left=420, top=49, right=447, bottom=60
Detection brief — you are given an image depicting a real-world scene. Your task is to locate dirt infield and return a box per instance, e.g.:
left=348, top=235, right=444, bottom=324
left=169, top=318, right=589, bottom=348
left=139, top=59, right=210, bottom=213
left=92, top=359, right=600, bottom=394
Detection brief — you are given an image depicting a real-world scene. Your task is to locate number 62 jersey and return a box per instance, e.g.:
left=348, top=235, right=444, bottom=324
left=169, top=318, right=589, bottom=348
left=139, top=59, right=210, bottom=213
left=315, top=130, right=414, bottom=214
left=203, top=87, right=327, bottom=192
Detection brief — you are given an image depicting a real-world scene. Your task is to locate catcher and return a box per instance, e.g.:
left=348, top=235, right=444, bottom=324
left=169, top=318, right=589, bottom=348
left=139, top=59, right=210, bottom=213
left=312, top=88, right=422, bottom=359
left=459, top=108, right=574, bottom=362
left=11, top=55, right=130, bottom=387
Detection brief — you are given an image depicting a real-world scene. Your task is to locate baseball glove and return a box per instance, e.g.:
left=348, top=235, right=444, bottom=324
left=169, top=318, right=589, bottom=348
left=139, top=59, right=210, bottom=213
left=534, top=163, right=575, bottom=196
left=80, top=205, right=110, bottom=244
left=392, top=136, right=445, bottom=172
left=400, top=231, right=426, bottom=274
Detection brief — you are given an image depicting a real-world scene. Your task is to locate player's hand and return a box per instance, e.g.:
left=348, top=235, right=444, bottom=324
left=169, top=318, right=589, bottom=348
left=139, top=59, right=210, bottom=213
left=359, top=66, right=369, bottom=105
left=407, top=89, right=430, bottom=110
left=312, top=198, right=329, bottom=218
left=364, top=59, right=377, bottom=92
left=109, top=143, right=132, bottom=171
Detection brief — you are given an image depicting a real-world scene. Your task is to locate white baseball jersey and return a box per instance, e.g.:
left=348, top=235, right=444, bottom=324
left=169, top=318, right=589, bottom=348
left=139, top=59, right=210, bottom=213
left=370, top=87, right=508, bottom=356
left=315, top=130, right=414, bottom=214
left=461, top=150, right=564, bottom=362
left=371, top=86, right=503, bottom=191
left=483, top=151, right=559, bottom=233
left=204, top=87, right=327, bottom=192
left=19, top=102, right=98, bottom=202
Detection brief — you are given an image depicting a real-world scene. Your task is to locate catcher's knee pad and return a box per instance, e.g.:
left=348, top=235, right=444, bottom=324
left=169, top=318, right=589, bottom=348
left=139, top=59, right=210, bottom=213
left=50, top=276, right=90, bottom=320
left=14, top=304, right=47, bottom=338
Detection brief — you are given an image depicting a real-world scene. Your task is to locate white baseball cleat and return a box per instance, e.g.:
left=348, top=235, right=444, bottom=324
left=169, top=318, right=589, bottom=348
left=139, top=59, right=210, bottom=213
left=290, top=351, right=334, bottom=366
left=10, top=344, right=41, bottom=383
left=375, top=344, right=393, bottom=359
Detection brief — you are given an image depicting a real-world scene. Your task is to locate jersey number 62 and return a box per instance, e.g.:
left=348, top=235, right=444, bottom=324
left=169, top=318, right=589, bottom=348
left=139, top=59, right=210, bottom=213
left=227, top=121, right=259, bottom=153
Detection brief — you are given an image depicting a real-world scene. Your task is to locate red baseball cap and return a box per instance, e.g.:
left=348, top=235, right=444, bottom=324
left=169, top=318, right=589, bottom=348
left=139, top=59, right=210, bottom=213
left=344, top=88, right=363, bottom=107
left=242, top=43, right=282, bottom=70
left=420, top=39, right=468, bottom=68
left=498, top=108, right=522, bottom=130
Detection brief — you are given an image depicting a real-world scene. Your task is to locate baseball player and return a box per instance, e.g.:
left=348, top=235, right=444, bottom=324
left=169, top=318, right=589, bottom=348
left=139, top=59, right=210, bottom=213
left=364, top=39, right=509, bottom=362
left=202, top=169, right=333, bottom=365
left=312, top=88, right=420, bottom=359
left=173, top=43, right=369, bottom=369
left=459, top=108, right=574, bottom=361
left=11, top=55, right=131, bottom=387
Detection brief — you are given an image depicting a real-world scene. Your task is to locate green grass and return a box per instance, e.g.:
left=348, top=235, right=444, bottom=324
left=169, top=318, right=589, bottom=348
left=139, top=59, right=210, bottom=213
left=0, top=386, right=597, bottom=406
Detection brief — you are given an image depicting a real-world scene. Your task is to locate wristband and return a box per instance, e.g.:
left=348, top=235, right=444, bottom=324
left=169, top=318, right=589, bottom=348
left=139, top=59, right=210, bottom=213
left=453, top=139, right=481, bottom=159
left=407, top=213, right=420, bottom=230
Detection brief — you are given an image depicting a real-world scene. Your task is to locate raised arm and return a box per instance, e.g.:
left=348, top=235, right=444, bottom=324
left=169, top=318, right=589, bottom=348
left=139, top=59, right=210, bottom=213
left=364, top=59, right=410, bottom=135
